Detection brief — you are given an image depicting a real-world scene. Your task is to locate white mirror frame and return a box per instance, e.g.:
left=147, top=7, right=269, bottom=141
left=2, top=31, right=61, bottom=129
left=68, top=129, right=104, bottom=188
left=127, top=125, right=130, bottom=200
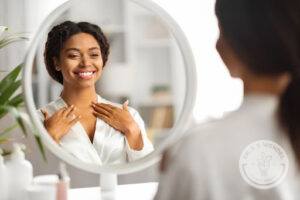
left=23, top=0, right=197, bottom=174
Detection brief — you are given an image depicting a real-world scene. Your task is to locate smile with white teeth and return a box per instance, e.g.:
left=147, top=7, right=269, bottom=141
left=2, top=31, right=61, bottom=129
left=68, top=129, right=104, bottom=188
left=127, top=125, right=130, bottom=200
left=79, top=71, right=92, bottom=76
left=75, top=71, right=95, bottom=79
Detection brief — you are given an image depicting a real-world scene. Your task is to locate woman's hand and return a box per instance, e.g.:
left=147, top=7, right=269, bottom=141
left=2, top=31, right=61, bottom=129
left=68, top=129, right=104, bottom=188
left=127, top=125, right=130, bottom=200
left=92, top=101, right=143, bottom=150
left=41, top=105, right=81, bottom=143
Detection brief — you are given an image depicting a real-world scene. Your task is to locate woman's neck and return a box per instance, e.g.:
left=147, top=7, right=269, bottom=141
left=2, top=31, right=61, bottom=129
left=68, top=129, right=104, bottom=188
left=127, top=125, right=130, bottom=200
left=243, top=73, right=290, bottom=96
left=60, top=84, right=97, bottom=109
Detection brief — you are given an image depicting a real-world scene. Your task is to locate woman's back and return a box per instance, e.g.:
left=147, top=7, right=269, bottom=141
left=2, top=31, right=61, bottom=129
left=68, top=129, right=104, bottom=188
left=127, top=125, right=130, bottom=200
left=156, top=95, right=300, bottom=200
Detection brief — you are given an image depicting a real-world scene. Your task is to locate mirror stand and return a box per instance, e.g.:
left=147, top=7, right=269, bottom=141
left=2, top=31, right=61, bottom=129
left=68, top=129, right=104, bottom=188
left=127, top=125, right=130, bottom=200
left=100, top=173, right=118, bottom=199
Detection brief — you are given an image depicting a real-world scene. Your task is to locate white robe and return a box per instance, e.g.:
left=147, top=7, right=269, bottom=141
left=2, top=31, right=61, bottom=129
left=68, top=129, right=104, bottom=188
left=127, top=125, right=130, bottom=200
left=155, top=94, right=300, bottom=200
left=38, top=95, right=154, bottom=165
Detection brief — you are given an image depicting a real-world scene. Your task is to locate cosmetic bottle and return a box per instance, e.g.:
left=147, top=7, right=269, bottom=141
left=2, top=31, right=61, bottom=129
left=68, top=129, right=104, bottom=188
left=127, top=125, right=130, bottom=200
left=56, top=162, right=70, bottom=200
left=6, top=143, right=33, bottom=200
left=0, top=148, right=8, bottom=200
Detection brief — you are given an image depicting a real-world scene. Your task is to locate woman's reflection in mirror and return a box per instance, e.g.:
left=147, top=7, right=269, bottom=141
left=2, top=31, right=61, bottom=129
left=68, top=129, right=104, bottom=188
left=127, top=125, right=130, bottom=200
left=38, top=21, right=154, bottom=165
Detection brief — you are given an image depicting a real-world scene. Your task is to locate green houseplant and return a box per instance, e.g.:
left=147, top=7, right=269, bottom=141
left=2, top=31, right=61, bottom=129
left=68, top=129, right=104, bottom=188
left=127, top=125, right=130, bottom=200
left=0, top=26, right=46, bottom=160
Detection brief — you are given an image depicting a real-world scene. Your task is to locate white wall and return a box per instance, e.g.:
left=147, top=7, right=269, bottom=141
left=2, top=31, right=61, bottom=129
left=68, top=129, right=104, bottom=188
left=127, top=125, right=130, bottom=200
left=155, top=0, right=243, bottom=121
left=0, top=0, right=26, bottom=72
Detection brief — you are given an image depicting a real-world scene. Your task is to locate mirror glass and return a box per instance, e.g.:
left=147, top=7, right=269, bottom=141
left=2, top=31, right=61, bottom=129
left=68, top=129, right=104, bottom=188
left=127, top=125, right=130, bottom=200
left=31, top=0, right=186, bottom=166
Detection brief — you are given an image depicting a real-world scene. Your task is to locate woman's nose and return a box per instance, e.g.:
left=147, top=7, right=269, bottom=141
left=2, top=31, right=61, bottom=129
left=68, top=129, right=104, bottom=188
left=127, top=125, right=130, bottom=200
left=80, top=55, right=92, bottom=67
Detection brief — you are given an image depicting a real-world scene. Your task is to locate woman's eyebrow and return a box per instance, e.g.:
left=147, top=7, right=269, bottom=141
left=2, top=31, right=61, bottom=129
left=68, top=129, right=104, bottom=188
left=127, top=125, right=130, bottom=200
left=65, top=48, right=80, bottom=52
left=89, top=47, right=100, bottom=51
left=65, top=47, right=100, bottom=52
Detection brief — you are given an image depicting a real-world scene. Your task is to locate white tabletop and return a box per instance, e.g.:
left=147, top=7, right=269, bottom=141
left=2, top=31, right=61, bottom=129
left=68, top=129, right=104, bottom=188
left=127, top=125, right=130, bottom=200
left=69, top=182, right=158, bottom=200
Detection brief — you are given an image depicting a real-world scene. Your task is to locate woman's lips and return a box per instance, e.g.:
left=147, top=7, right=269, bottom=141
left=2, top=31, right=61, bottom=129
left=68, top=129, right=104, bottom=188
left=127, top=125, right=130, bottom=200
left=74, top=71, right=96, bottom=80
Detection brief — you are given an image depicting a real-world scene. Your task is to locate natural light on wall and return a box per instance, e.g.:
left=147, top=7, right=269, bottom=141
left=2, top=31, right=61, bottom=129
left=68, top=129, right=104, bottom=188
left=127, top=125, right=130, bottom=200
left=155, top=0, right=243, bottom=122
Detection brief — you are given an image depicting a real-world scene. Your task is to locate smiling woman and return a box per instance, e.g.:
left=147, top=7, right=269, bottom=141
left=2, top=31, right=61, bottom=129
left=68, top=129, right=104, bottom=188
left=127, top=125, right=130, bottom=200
left=37, top=21, right=154, bottom=165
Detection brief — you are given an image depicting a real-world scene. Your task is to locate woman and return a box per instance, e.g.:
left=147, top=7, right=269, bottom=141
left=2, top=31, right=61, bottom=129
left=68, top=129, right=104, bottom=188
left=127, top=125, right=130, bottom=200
left=39, top=21, right=154, bottom=165
left=156, top=0, right=300, bottom=199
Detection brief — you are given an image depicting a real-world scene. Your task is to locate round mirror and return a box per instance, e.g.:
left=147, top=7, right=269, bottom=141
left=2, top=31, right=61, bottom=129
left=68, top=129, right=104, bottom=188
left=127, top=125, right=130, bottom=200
left=23, top=0, right=196, bottom=174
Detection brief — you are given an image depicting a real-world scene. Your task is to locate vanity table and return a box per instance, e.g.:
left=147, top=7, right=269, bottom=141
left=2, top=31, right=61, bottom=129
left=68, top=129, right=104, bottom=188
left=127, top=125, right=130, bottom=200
left=69, top=182, right=158, bottom=200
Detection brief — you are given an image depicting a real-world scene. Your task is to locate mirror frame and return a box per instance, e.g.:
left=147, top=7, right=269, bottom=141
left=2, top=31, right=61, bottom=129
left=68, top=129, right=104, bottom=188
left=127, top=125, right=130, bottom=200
left=22, top=0, right=197, bottom=174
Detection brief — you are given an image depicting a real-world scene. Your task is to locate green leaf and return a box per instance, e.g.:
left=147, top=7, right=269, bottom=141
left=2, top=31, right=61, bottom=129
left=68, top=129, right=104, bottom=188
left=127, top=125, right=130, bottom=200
left=0, top=80, right=22, bottom=105
left=0, top=106, right=47, bottom=161
left=0, top=123, right=18, bottom=137
left=18, top=112, right=47, bottom=161
left=0, top=94, right=24, bottom=119
left=2, top=149, right=11, bottom=156
left=2, top=106, right=28, bottom=137
left=12, top=108, right=47, bottom=161
left=0, top=26, right=8, bottom=36
left=34, top=135, right=47, bottom=161
left=0, top=30, right=46, bottom=162
left=0, top=123, right=18, bottom=144
left=0, top=106, right=8, bottom=119
left=0, top=63, right=22, bottom=96
left=0, top=35, right=28, bottom=49
left=8, top=93, right=24, bottom=107
left=0, top=137, right=8, bottom=144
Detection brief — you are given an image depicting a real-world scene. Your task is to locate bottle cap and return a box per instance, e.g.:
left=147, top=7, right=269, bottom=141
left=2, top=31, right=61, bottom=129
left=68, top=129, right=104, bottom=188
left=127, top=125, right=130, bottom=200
left=58, top=162, right=69, bottom=181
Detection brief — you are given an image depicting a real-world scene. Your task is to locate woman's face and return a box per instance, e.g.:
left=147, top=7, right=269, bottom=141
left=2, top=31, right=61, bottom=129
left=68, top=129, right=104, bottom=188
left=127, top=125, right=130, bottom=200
left=55, top=32, right=103, bottom=88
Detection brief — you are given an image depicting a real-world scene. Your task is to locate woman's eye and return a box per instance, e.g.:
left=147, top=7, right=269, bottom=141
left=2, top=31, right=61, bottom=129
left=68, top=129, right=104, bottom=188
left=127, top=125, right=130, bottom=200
left=68, top=54, right=80, bottom=59
left=90, top=54, right=99, bottom=57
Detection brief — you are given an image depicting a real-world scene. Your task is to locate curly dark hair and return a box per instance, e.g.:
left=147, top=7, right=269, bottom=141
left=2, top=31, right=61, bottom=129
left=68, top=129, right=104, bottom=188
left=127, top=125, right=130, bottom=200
left=44, top=21, right=110, bottom=84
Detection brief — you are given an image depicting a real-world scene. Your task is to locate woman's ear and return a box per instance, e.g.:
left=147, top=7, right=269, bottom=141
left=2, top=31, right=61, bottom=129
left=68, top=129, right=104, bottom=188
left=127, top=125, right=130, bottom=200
left=53, top=57, right=61, bottom=71
left=216, top=34, right=245, bottom=78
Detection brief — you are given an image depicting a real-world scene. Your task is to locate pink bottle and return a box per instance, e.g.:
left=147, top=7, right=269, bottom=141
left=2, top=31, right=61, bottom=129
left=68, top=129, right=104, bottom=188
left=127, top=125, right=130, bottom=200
left=56, top=163, right=70, bottom=200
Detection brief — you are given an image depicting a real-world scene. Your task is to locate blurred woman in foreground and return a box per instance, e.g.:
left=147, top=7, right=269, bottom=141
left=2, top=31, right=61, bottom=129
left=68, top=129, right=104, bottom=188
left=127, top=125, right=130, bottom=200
left=156, top=0, right=300, bottom=199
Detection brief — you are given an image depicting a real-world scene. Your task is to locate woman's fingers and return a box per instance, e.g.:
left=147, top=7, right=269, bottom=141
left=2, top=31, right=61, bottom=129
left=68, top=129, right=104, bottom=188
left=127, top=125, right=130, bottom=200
left=101, top=103, right=117, bottom=110
left=122, top=100, right=129, bottom=111
left=93, top=111, right=111, bottom=124
left=62, top=105, right=75, bottom=117
left=92, top=104, right=111, bottom=117
left=66, top=107, right=77, bottom=120
left=93, top=103, right=115, bottom=114
left=92, top=102, right=121, bottom=111
left=57, top=106, right=67, bottom=114
left=41, top=109, right=49, bottom=120
left=69, top=115, right=81, bottom=126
